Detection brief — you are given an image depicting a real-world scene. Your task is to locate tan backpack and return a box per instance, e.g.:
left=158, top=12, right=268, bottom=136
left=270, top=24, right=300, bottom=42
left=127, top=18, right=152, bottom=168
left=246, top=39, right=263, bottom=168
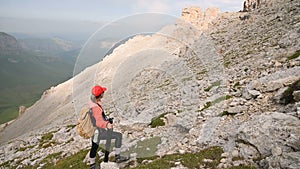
left=77, top=107, right=96, bottom=139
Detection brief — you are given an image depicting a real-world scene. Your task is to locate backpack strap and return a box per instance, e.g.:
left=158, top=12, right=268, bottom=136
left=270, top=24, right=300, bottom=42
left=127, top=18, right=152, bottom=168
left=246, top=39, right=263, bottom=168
left=89, top=108, right=96, bottom=127
left=96, top=103, right=108, bottom=121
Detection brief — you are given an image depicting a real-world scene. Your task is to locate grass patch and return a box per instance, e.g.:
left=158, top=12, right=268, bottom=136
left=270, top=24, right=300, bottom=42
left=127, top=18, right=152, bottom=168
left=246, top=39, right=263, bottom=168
left=18, top=145, right=35, bottom=152
left=42, top=132, right=54, bottom=141
left=67, top=124, right=76, bottom=129
left=129, top=146, right=223, bottom=169
left=198, top=102, right=212, bottom=112
left=212, top=95, right=232, bottom=105
left=150, top=113, right=168, bottom=128
left=287, top=49, right=300, bottom=60
left=219, top=111, right=236, bottom=116
left=204, top=81, right=221, bottom=92
left=43, top=149, right=90, bottom=169
left=199, top=95, right=232, bottom=113
left=228, top=166, right=257, bottom=169
left=197, top=70, right=208, bottom=75
left=40, top=152, right=63, bottom=166
left=39, top=131, right=58, bottom=148
left=233, top=82, right=241, bottom=89
left=224, top=61, right=231, bottom=68
left=0, top=160, right=14, bottom=168
left=20, top=149, right=91, bottom=169
left=66, top=124, right=76, bottom=132
left=127, top=137, right=161, bottom=161
left=232, top=156, right=245, bottom=161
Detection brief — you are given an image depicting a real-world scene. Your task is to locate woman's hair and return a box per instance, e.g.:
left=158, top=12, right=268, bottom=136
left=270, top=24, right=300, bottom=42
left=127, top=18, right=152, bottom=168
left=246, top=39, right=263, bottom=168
left=91, top=95, right=97, bottom=103
left=91, top=94, right=102, bottom=103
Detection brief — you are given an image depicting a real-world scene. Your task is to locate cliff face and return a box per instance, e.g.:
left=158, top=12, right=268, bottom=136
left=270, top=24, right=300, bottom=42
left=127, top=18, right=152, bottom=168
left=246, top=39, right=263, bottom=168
left=243, top=0, right=274, bottom=12
left=181, top=7, right=220, bottom=31
left=1, top=0, right=300, bottom=168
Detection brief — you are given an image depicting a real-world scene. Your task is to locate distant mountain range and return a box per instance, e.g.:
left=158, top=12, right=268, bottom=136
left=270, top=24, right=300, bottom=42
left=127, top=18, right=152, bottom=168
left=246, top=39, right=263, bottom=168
left=0, top=32, right=80, bottom=124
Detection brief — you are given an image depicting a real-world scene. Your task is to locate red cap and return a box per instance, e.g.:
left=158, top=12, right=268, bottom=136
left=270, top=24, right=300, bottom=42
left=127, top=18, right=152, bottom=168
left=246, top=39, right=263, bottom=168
left=92, top=85, right=107, bottom=97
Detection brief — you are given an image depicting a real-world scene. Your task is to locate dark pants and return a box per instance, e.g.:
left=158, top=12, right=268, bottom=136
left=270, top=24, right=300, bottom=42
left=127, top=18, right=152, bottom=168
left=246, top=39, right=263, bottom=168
left=89, top=128, right=122, bottom=158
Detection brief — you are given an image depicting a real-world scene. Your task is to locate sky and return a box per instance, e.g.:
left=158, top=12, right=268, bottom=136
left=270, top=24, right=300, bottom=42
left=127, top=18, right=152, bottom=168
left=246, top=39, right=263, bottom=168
left=0, top=0, right=245, bottom=40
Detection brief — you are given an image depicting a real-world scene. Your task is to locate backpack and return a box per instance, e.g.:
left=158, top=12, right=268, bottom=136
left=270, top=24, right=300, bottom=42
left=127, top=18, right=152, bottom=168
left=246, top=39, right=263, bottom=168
left=77, top=107, right=96, bottom=139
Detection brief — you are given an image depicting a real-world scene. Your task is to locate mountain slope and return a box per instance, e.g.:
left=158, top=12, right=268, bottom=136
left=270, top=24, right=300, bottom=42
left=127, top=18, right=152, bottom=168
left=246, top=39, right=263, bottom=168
left=1, top=0, right=300, bottom=168
left=0, top=33, right=78, bottom=124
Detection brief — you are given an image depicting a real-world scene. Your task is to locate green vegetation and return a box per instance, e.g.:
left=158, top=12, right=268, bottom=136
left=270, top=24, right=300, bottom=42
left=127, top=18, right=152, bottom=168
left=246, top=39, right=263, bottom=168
left=17, top=149, right=91, bottom=169
left=127, top=137, right=161, bottom=161
left=287, top=49, right=300, bottom=60
left=66, top=124, right=76, bottom=132
left=212, top=95, right=232, bottom=105
left=219, top=111, right=237, bottom=117
left=40, top=152, right=63, bottom=167
left=198, top=101, right=212, bottom=112
left=41, top=149, right=90, bottom=169
left=197, top=70, right=208, bottom=75
left=150, top=113, right=168, bottom=128
left=204, top=81, right=221, bottom=92
left=224, top=61, right=231, bottom=68
left=199, top=95, right=232, bottom=112
left=18, top=145, right=35, bottom=152
left=4, top=146, right=257, bottom=169
left=232, top=156, right=245, bottom=161
left=129, top=146, right=223, bottom=169
left=127, top=146, right=256, bottom=169
left=39, top=131, right=59, bottom=148
left=0, top=48, right=76, bottom=124
left=233, top=82, right=242, bottom=89
left=0, top=160, right=14, bottom=168
left=229, top=166, right=257, bottom=169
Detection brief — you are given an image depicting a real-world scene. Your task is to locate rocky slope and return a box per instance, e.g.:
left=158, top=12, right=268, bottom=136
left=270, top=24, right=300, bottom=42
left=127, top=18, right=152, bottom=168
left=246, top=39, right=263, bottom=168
left=1, top=0, right=300, bottom=168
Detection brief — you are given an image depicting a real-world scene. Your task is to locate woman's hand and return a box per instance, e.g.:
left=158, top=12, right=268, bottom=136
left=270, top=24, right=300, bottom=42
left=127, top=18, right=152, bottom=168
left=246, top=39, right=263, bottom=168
left=107, top=123, right=113, bottom=129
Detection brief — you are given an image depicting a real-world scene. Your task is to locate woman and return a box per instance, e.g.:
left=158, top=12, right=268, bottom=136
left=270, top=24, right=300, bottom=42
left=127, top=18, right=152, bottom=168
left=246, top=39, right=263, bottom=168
left=89, top=85, right=128, bottom=169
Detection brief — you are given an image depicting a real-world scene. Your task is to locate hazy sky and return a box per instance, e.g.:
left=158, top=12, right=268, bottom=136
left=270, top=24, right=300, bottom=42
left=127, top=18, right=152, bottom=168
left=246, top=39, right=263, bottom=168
left=0, top=0, right=244, bottom=40
left=0, top=0, right=244, bottom=21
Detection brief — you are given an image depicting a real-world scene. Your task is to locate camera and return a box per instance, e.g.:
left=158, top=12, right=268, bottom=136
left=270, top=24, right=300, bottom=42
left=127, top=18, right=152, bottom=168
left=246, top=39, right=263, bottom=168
left=108, top=117, right=114, bottom=124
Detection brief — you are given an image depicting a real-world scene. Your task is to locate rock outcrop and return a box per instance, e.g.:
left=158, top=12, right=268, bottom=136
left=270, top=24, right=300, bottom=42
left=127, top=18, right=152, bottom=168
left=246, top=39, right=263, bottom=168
left=181, top=7, right=220, bottom=31
left=243, top=0, right=273, bottom=12
left=18, top=106, right=26, bottom=117
left=1, top=0, right=300, bottom=168
left=0, top=32, right=19, bottom=53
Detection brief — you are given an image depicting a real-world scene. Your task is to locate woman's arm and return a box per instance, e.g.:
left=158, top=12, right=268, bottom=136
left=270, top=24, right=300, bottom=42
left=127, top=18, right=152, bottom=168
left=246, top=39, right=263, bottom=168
left=92, top=106, right=109, bottom=128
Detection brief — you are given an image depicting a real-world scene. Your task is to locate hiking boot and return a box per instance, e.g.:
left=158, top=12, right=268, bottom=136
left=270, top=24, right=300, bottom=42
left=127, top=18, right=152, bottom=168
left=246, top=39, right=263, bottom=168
left=115, top=154, right=130, bottom=163
left=104, top=150, right=109, bottom=162
left=90, top=163, right=99, bottom=169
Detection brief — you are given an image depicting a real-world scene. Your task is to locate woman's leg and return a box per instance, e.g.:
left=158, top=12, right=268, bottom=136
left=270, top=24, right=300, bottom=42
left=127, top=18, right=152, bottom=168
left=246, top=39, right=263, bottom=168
left=110, top=131, right=122, bottom=148
left=90, top=141, right=99, bottom=159
left=89, top=141, right=99, bottom=168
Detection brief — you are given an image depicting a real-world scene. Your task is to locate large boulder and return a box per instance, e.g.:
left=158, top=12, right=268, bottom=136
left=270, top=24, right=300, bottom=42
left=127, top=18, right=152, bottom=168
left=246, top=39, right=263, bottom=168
left=237, top=112, right=300, bottom=168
